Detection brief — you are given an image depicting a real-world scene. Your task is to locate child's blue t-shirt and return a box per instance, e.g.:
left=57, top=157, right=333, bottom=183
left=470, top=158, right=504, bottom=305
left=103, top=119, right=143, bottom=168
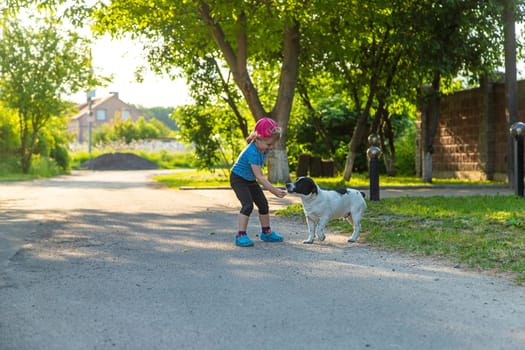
left=231, top=142, right=269, bottom=181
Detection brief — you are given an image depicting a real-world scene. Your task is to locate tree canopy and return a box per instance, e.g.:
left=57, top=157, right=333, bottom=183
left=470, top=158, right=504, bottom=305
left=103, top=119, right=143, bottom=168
left=0, top=15, right=98, bottom=172
left=5, top=0, right=524, bottom=180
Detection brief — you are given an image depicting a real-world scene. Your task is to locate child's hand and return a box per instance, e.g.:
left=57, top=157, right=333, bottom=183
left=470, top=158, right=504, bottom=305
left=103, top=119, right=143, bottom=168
left=272, top=188, right=287, bottom=198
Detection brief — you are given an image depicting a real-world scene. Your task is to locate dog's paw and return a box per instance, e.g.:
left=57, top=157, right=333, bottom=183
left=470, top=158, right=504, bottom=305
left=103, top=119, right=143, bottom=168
left=318, top=233, right=326, bottom=241
left=303, top=239, right=314, bottom=244
left=347, top=237, right=357, bottom=243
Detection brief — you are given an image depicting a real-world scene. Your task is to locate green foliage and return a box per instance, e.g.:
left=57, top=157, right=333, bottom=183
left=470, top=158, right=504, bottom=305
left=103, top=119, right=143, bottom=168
left=0, top=14, right=99, bottom=173
left=29, top=155, right=62, bottom=177
left=32, top=116, right=71, bottom=171
left=288, top=93, right=416, bottom=175
left=8, top=0, right=525, bottom=182
left=140, top=106, right=177, bottom=130
left=93, top=117, right=165, bottom=145
left=173, top=104, right=244, bottom=172
left=395, top=121, right=417, bottom=176
left=113, top=120, right=141, bottom=144
left=0, top=103, right=19, bottom=156
left=0, top=102, right=71, bottom=173
left=288, top=94, right=367, bottom=172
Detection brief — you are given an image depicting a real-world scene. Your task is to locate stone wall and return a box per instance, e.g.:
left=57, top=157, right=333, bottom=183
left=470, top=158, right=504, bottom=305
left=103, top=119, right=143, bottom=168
left=418, top=79, right=525, bottom=181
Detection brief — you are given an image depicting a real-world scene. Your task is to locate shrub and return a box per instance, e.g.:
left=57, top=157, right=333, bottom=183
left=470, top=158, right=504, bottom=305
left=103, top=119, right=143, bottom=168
left=395, top=124, right=416, bottom=176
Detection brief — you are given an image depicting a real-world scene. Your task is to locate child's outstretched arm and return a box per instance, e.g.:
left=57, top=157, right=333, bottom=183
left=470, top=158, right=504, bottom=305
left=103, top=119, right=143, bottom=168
left=251, top=164, right=287, bottom=198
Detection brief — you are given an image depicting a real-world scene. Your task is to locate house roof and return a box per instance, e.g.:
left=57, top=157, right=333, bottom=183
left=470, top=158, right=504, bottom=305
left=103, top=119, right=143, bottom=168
left=70, top=94, right=120, bottom=120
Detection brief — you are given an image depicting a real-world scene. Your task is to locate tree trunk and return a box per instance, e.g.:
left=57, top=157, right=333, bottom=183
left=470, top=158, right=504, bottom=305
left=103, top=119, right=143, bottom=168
left=422, top=151, right=433, bottom=183
left=343, top=110, right=370, bottom=181
left=267, top=22, right=300, bottom=183
left=200, top=4, right=299, bottom=183
left=382, top=118, right=396, bottom=176
left=503, top=0, right=518, bottom=187
left=420, top=72, right=441, bottom=183
left=267, top=141, right=290, bottom=183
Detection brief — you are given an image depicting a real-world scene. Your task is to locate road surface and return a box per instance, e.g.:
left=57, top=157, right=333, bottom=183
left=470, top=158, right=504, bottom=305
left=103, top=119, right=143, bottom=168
left=0, top=171, right=523, bottom=350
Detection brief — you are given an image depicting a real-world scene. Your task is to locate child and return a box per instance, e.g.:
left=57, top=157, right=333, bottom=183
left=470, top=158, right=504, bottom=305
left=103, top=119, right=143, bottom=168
left=230, top=117, right=287, bottom=247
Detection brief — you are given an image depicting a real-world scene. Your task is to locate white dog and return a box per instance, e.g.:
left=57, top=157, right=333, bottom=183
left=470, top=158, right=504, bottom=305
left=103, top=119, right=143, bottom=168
left=286, top=177, right=367, bottom=244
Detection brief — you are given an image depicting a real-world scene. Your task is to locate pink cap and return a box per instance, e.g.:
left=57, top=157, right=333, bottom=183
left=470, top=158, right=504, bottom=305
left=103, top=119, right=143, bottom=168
left=254, top=117, right=280, bottom=137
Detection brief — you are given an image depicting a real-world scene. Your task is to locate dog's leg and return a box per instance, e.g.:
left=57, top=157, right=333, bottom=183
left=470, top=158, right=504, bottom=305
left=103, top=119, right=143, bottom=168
left=348, top=221, right=361, bottom=242
left=316, top=217, right=329, bottom=242
left=303, top=217, right=316, bottom=244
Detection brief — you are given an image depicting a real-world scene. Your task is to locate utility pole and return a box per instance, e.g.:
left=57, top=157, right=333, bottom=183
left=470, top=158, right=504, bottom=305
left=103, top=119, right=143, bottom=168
left=87, top=90, right=95, bottom=154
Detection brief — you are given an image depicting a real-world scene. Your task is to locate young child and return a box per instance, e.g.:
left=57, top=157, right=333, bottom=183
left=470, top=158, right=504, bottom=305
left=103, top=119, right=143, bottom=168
left=230, top=117, right=287, bottom=247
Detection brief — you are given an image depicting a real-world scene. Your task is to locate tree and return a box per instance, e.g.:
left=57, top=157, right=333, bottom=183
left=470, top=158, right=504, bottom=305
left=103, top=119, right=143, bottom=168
left=504, top=0, right=519, bottom=188
left=299, top=0, right=514, bottom=181
left=0, top=102, right=20, bottom=173
left=411, top=1, right=508, bottom=182
left=91, top=0, right=305, bottom=182
left=9, top=0, right=522, bottom=182
left=0, top=16, right=97, bottom=173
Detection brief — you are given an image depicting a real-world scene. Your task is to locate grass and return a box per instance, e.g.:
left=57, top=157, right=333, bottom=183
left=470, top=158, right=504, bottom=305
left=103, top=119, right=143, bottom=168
left=276, top=195, right=525, bottom=284
left=0, top=173, right=38, bottom=182
left=154, top=169, right=230, bottom=188
left=152, top=170, right=506, bottom=189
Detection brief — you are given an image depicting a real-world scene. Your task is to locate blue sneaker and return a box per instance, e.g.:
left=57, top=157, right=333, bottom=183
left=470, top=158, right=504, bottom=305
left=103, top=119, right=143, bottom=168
left=260, top=231, right=283, bottom=242
left=235, top=234, right=254, bottom=247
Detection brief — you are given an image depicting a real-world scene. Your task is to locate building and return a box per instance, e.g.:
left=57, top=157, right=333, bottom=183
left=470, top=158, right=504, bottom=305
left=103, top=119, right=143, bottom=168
left=68, top=92, right=143, bottom=143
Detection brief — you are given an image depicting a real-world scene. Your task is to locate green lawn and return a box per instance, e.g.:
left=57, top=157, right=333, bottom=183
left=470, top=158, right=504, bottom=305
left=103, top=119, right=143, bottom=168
left=276, top=195, right=525, bottom=284
left=153, top=170, right=506, bottom=189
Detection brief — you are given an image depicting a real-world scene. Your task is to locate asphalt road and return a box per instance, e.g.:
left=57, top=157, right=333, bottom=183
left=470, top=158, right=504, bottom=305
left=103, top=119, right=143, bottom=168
left=0, top=171, right=523, bottom=350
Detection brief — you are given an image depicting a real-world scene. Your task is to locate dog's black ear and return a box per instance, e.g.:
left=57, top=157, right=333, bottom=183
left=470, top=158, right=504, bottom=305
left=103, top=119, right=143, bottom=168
left=335, top=187, right=347, bottom=195
left=312, top=184, right=318, bottom=194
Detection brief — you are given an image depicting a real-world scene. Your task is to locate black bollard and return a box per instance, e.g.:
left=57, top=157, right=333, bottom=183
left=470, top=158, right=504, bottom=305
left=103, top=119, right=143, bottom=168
left=510, top=122, right=525, bottom=197
left=367, top=134, right=382, bottom=201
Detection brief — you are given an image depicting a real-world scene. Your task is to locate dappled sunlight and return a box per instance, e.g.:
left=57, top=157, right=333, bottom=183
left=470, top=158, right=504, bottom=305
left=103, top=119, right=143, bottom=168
left=488, top=210, right=515, bottom=222
left=513, top=329, right=525, bottom=343
left=289, top=258, right=450, bottom=282
left=225, top=244, right=471, bottom=284
left=153, top=236, right=236, bottom=252
left=33, top=248, right=91, bottom=261
left=226, top=257, right=269, bottom=266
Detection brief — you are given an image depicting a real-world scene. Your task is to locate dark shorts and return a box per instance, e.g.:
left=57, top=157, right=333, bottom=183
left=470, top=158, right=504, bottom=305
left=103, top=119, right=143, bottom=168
left=230, top=172, right=269, bottom=216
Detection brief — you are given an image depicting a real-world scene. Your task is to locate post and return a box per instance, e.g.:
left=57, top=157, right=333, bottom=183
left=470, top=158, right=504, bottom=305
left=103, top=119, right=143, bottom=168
left=87, top=91, right=95, bottom=154
left=367, top=134, right=382, bottom=201
left=510, top=122, right=525, bottom=197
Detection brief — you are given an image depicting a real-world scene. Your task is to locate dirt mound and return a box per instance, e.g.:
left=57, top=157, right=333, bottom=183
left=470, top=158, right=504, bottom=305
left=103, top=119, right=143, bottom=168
left=80, top=153, right=159, bottom=170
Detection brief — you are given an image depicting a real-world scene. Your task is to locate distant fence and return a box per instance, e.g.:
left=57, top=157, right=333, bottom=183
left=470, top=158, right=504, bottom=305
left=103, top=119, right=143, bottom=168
left=69, top=139, right=191, bottom=153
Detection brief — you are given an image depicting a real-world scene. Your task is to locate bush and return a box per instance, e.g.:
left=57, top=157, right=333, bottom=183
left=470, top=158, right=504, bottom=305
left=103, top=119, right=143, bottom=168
left=29, top=155, right=62, bottom=177
left=395, top=123, right=416, bottom=176
left=287, top=96, right=367, bottom=174
left=93, top=117, right=166, bottom=145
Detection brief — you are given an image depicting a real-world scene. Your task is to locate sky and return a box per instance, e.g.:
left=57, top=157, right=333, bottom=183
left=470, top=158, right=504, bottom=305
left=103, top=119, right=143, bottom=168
left=68, top=35, right=192, bottom=108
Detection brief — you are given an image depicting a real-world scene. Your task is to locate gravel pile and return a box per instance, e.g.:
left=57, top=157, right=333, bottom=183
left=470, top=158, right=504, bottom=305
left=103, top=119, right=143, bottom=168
left=80, top=153, right=159, bottom=170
